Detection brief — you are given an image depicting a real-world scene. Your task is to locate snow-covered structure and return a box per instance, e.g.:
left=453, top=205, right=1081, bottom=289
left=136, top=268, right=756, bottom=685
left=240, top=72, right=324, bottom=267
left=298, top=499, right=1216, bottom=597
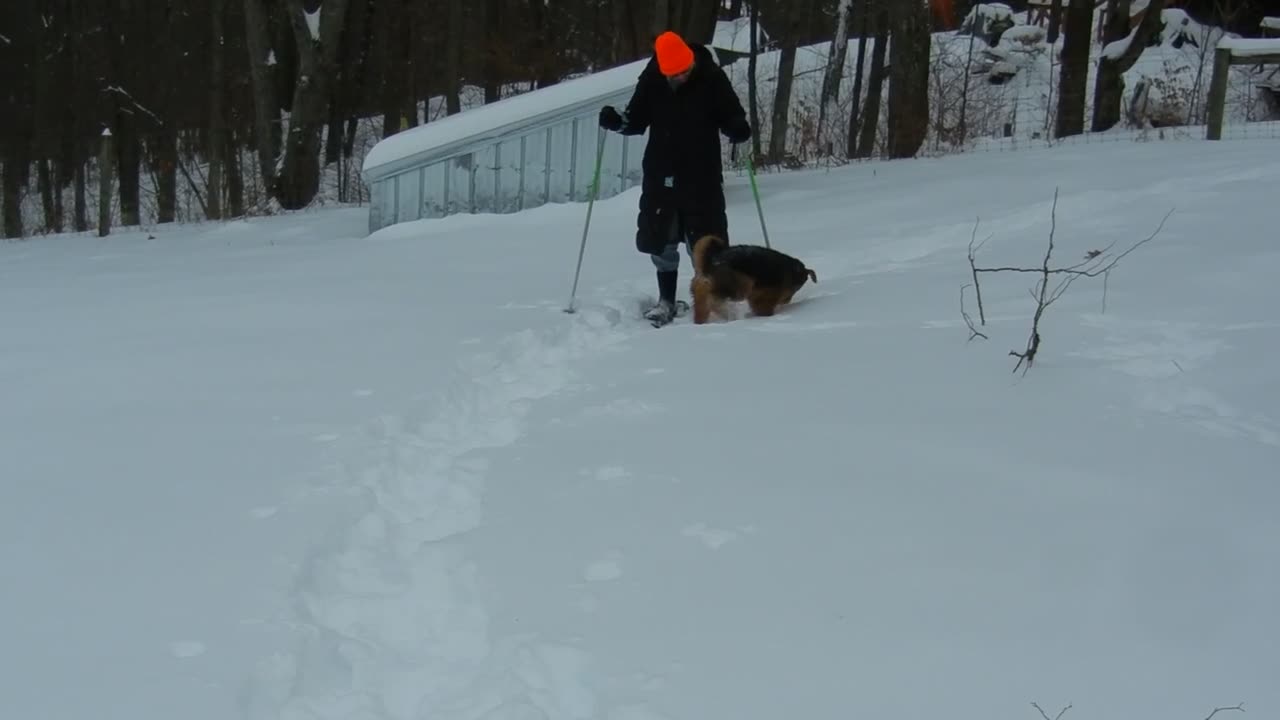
left=360, top=59, right=651, bottom=235
left=710, top=16, right=770, bottom=65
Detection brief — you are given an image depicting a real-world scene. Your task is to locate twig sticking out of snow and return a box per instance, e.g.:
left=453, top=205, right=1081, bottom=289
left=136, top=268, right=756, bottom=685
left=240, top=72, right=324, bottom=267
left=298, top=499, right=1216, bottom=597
left=963, top=188, right=1174, bottom=374
left=1031, top=702, right=1072, bottom=720
left=1204, top=704, right=1246, bottom=720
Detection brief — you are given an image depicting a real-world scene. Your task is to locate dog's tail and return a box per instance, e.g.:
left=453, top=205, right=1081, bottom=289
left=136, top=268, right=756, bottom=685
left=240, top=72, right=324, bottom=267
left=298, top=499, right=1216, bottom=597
left=691, top=234, right=727, bottom=275
left=806, top=268, right=817, bottom=283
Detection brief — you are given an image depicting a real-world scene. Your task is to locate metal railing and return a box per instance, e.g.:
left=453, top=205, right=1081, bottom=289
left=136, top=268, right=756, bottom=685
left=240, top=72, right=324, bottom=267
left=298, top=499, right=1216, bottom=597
left=361, top=60, right=650, bottom=235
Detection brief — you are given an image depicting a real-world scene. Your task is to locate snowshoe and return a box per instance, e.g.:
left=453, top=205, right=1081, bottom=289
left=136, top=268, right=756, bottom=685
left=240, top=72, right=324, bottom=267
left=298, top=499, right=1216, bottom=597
left=644, top=299, right=689, bottom=328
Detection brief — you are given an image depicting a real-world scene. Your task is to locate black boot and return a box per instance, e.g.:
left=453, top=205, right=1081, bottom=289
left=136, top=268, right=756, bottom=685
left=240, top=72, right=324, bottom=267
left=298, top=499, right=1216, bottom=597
left=645, top=270, right=679, bottom=327
left=657, top=270, right=677, bottom=305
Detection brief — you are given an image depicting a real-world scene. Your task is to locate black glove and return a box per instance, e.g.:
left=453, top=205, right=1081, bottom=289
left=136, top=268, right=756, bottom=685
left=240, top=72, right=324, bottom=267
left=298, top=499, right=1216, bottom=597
left=599, top=106, right=624, bottom=131
left=725, top=118, right=751, bottom=144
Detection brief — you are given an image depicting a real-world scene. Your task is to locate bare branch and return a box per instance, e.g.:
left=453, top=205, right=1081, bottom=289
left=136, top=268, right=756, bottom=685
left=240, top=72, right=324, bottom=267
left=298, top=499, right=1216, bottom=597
left=968, top=217, right=992, bottom=326
left=1204, top=704, right=1245, bottom=720
left=102, top=86, right=164, bottom=126
left=1008, top=188, right=1061, bottom=373
left=961, top=284, right=988, bottom=341
left=973, top=207, right=1173, bottom=282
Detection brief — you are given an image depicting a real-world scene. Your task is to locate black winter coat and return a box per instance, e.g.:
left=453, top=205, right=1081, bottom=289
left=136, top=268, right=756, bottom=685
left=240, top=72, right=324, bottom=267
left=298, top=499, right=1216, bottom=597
left=613, top=44, right=751, bottom=255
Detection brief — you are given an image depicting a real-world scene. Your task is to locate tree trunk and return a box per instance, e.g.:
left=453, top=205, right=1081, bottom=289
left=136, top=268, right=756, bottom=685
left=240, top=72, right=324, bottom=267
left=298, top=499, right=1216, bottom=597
left=154, top=129, right=178, bottom=224
left=98, top=131, right=114, bottom=237
left=243, top=0, right=281, bottom=196
left=226, top=129, right=245, bottom=217
left=1091, top=0, right=1166, bottom=132
left=52, top=161, right=65, bottom=233
left=1054, top=0, right=1093, bottom=138
left=38, top=160, right=56, bottom=232
left=74, top=161, right=88, bottom=232
left=376, top=0, right=403, bottom=135
left=886, top=0, right=931, bottom=158
left=769, top=45, right=797, bottom=163
left=483, top=0, right=502, bottom=103
left=680, top=0, right=719, bottom=44
left=652, top=0, right=670, bottom=39
left=529, top=0, right=559, bottom=86
left=114, top=114, right=142, bottom=226
left=445, top=0, right=463, bottom=114
left=818, top=0, right=854, bottom=156
left=275, top=0, right=352, bottom=210
left=1047, top=0, right=1064, bottom=43
left=847, top=1, right=871, bottom=158
left=748, top=0, right=761, bottom=161
left=209, top=0, right=226, bottom=221
left=768, top=4, right=802, bottom=164
left=2, top=155, right=25, bottom=239
left=856, top=7, right=889, bottom=159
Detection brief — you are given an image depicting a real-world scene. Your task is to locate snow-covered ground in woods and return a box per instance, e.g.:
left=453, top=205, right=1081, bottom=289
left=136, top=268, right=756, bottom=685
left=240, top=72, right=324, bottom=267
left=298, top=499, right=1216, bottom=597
left=3, top=134, right=1279, bottom=720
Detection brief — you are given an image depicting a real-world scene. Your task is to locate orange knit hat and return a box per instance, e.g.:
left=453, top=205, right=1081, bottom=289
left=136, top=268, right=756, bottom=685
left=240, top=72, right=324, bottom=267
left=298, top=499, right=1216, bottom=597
left=654, top=31, right=694, bottom=76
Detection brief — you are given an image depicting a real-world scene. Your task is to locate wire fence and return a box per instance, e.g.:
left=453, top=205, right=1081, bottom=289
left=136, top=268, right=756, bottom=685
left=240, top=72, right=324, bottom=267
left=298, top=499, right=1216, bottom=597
left=721, top=14, right=1279, bottom=176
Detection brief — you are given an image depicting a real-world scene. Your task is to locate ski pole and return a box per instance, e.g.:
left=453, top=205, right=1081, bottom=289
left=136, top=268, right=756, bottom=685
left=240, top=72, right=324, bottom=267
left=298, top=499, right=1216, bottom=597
left=746, top=152, right=770, bottom=248
left=565, top=127, right=608, bottom=314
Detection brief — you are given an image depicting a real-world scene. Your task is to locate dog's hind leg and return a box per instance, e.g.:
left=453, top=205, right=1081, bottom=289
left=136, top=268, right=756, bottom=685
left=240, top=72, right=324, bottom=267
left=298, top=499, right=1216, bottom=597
left=691, top=277, right=714, bottom=324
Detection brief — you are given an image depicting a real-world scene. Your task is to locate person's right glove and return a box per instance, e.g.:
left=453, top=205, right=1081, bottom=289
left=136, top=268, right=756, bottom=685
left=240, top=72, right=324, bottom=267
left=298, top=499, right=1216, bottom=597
left=724, top=118, right=752, bottom=144
left=599, top=106, right=624, bottom=131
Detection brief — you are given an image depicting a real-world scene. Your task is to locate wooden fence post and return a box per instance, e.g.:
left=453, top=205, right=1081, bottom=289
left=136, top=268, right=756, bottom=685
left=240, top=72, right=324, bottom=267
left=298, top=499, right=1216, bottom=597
left=1205, top=47, right=1232, bottom=141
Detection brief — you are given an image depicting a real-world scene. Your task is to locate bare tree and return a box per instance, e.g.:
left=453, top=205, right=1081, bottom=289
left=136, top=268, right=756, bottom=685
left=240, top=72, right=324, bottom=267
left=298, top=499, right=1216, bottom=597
left=1054, top=0, right=1094, bottom=138
left=749, top=0, right=763, bottom=161
left=768, top=2, right=803, bottom=165
left=818, top=0, right=855, bottom=156
left=243, top=0, right=280, bottom=196
left=208, top=0, right=227, bottom=220
left=886, top=0, right=931, bottom=158
left=856, top=4, right=889, bottom=158
left=1091, top=0, right=1168, bottom=132
left=846, top=0, right=871, bottom=158
left=274, top=0, right=352, bottom=210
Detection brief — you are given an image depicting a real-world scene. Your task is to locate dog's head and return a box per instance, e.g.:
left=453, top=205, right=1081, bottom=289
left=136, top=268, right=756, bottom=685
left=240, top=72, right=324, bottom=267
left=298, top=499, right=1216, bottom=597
left=786, top=258, right=817, bottom=290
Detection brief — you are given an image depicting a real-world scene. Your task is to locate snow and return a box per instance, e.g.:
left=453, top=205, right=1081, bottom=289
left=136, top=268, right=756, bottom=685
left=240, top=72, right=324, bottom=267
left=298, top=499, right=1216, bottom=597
left=961, top=2, right=1015, bottom=35
left=1217, top=36, right=1280, bottom=57
left=1101, top=32, right=1137, bottom=61
left=303, top=8, right=320, bottom=41
left=712, top=17, right=769, bottom=55
left=1263, top=17, right=1280, bottom=32
left=1001, top=24, right=1047, bottom=45
left=361, top=58, right=648, bottom=176
left=4, top=135, right=1279, bottom=720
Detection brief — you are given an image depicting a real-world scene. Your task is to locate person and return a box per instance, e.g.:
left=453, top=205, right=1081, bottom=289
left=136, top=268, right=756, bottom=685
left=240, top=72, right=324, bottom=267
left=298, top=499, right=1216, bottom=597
left=599, top=30, right=752, bottom=327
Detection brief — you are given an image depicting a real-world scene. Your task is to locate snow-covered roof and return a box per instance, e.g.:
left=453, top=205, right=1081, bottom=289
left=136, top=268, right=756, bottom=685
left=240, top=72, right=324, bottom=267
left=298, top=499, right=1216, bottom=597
left=1218, top=36, right=1280, bottom=58
left=1262, top=17, right=1280, bottom=31
left=711, top=17, right=768, bottom=54
left=362, top=58, right=649, bottom=180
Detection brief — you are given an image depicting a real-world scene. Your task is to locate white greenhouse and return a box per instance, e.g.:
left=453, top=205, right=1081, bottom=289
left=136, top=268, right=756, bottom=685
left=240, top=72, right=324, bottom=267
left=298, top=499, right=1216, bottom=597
left=360, top=58, right=653, bottom=235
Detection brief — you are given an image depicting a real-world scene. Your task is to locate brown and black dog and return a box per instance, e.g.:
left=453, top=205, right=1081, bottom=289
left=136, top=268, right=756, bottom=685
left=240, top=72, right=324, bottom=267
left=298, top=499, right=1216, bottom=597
left=689, top=234, right=817, bottom=324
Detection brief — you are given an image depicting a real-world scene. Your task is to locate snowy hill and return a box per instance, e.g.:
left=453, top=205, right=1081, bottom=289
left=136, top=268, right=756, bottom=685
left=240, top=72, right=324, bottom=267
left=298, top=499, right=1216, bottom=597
left=3, top=137, right=1279, bottom=720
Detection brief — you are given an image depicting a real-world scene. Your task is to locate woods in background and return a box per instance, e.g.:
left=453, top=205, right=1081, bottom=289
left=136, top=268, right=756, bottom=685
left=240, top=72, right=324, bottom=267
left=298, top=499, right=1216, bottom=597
left=0, top=0, right=1270, bottom=238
